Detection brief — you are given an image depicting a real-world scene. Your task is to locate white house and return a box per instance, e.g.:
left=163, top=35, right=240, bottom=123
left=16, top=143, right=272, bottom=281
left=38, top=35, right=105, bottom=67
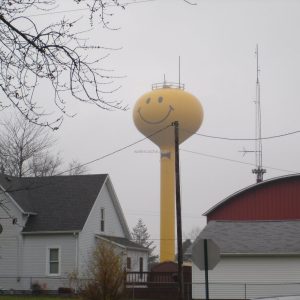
left=0, top=174, right=149, bottom=291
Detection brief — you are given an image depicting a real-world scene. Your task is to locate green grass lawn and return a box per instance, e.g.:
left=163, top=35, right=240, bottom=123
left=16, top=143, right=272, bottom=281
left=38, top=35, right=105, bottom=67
left=0, top=297, right=76, bottom=300
left=0, top=295, right=159, bottom=300
left=0, top=297, right=158, bottom=300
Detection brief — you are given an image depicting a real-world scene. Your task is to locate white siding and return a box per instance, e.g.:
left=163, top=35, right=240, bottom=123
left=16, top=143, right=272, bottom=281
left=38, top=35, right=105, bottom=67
left=192, top=256, right=300, bottom=299
left=97, top=183, right=125, bottom=237
left=20, top=234, right=76, bottom=290
left=0, top=194, right=24, bottom=290
left=126, top=249, right=149, bottom=272
left=78, top=182, right=126, bottom=275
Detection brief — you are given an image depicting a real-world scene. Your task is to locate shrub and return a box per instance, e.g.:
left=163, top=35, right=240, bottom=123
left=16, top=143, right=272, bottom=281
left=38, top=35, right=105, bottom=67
left=81, top=241, right=125, bottom=300
left=31, top=281, right=42, bottom=294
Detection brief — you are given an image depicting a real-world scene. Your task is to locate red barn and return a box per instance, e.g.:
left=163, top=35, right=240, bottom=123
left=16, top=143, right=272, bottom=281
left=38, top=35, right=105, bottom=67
left=191, top=174, right=300, bottom=300
left=204, top=174, right=300, bottom=222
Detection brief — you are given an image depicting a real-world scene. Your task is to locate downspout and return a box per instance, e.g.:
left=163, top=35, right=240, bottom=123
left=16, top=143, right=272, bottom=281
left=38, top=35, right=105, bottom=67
left=74, top=232, right=79, bottom=273
left=18, top=214, right=27, bottom=287
left=17, top=236, right=20, bottom=282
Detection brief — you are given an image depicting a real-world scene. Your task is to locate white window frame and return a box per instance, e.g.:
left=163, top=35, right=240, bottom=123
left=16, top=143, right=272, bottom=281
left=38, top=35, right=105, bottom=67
left=46, top=247, right=61, bottom=276
left=100, top=207, right=105, bottom=232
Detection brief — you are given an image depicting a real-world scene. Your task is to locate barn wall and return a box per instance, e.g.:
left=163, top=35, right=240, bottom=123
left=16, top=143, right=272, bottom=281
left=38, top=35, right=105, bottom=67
left=208, top=177, right=300, bottom=221
left=192, top=256, right=300, bottom=299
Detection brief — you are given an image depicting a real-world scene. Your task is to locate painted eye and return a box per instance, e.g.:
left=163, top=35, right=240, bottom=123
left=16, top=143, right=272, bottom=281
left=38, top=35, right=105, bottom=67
left=158, top=96, right=163, bottom=103
left=146, top=98, right=151, bottom=104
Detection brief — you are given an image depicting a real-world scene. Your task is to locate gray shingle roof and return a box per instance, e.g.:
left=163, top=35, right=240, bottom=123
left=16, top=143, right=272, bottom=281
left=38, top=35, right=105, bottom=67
left=0, top=174, right=107, bottom=232
left=189, top=221, right=300, bottom=256
left=97, top=235, right=149, bottom=252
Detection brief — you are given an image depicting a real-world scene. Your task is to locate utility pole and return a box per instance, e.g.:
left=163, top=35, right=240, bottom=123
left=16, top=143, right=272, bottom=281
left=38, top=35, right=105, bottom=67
left=174, top=121, right=184, bottom=300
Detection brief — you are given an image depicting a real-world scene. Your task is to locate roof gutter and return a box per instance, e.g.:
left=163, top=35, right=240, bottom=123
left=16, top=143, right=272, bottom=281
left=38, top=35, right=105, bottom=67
left=23, top=212, right=37, bottom=216
left=221, top=252, right=300, bottom=257
left=95, top=235, right=149, bottom=252
left=22, top=230, right=81, bottom=235
left=96, top=235, right=126, bottom=249
left=127, top=246, right=150, bottom=252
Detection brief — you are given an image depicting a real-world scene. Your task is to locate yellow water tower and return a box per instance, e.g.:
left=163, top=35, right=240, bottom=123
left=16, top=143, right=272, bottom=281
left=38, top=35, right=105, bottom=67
left=133, top=82, right=203, bottom=262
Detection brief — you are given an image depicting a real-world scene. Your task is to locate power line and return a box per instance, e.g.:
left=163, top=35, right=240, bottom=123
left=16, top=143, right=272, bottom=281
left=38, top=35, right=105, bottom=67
left=181, top=148, right=299, bottom=174
left=126, top=211, right=202, bottom=219
left=0, top=128, right=295, bottom=195
left=181, top=127, right=300, bottom=141
left=133, top=147, right=299, bottom=174
left=0, top=122, right=298, bottom=205
left=0, top=125, right=171, bottom=197
left=0, top=125, right=171, bottom=224
left=55, top=124, right=171, bottom=175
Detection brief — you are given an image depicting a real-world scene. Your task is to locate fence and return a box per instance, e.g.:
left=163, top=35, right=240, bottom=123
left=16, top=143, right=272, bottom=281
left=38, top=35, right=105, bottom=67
left=192, top=282, right=300, bottom=299
left=125, top=272, right=191, bottom=300
left=2, top=276, right=300, bottom=299
left=125, top=274, right=300, bottom=300
left=126, top=271, right=180, bottom=285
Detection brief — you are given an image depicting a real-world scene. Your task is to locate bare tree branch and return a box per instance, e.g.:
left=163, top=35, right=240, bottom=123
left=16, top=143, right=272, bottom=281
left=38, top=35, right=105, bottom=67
left=0, top=113, right=88, bottom=177
left=0, top=114, right=57, bottom=176
left=29, top=152, right=62, bottom=176
left=0, top=0, right=127, bottom=129
left=67, top=159, right=89, bottom=175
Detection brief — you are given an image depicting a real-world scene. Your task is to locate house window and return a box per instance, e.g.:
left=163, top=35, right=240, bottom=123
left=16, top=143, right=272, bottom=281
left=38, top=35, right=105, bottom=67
left=139, top=257, right=143, bottom=272
left=49, top=248, right=59, bottom=275
left=100, top=208, right=105, bottom=232
left=127, top=257, right=131, bottom=270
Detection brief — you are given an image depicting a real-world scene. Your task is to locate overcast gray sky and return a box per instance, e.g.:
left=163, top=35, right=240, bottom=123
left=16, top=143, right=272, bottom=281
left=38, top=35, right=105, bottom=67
left=19, top=0, right=300, bottom=248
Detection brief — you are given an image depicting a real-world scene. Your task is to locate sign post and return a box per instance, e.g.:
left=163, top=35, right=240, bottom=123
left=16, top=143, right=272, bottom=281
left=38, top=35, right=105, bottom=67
left=192, top=238, right=220, bottom=300
left=204, top=239, right=209, bottom=300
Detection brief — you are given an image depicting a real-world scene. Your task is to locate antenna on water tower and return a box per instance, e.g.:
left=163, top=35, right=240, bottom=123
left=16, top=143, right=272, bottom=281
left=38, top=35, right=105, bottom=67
left=252, top=44, right=266, bottom=183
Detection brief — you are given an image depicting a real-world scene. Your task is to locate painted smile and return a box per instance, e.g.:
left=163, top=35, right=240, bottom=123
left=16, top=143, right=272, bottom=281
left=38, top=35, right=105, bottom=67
left=138, top=105, right=174, bottom=125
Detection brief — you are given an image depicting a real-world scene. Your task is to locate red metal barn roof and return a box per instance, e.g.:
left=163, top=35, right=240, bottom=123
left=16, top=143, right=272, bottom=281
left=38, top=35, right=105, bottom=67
left=204, top=174, right=300, bottom=222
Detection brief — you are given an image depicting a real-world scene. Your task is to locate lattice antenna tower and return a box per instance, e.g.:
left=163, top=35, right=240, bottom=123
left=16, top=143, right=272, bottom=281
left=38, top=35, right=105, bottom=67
left=252, top=44, right=266, bottom=183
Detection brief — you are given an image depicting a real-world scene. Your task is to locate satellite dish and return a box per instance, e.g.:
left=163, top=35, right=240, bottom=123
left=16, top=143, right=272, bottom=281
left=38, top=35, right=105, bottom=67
left=0, top=224, right=3, bottom=234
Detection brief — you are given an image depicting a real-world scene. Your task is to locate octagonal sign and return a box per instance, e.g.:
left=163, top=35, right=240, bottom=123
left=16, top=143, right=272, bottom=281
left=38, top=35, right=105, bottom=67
left=192, top=238, right=220, bottom=270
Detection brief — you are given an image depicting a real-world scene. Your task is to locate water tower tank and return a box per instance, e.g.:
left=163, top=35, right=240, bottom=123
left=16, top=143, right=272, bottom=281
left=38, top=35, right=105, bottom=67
left=133, top=83, right=204, bottom=261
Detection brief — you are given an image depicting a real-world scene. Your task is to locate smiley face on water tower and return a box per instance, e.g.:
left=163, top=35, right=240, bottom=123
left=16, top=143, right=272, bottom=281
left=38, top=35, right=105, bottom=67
left=133, top=88, right=204, bottom=147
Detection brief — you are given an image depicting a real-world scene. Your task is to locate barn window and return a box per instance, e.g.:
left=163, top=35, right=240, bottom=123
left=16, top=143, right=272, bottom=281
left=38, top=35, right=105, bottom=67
left=48, top=248, right=60, bottom=275
left=100, top=208, right=105, bottom=232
